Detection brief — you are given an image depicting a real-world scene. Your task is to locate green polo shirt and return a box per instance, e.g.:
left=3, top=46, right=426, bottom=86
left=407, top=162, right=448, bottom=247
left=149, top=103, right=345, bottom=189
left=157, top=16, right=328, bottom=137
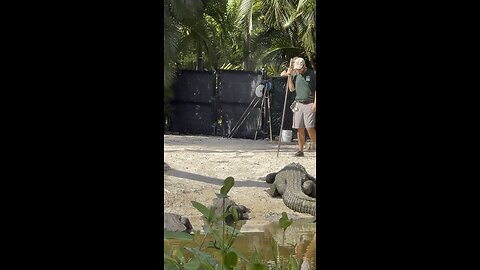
left=293, top=69, right=316, bottom=103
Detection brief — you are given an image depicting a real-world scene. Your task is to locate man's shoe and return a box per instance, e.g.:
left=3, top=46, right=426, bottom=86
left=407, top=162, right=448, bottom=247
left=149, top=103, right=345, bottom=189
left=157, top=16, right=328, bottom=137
left=294, top=151, right=304, bottom=157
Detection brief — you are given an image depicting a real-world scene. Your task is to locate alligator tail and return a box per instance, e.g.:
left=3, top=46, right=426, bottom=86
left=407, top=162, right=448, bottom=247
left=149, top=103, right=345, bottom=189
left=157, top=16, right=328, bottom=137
left=283, top=189, right=316, bottom=217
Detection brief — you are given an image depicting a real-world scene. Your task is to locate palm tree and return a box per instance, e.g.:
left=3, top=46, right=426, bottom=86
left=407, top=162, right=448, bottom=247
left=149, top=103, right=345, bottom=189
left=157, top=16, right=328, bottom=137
left=164, top=0, right=238, bottom=128
left=164, top=0, right=204, bottom=96
left=164, top=0, right=229, bottom=88
left=233, top=0, right=315, bottom=72
left=283, top=0, right=316, bottom=69
left=164, top=0, right=206, bottom=129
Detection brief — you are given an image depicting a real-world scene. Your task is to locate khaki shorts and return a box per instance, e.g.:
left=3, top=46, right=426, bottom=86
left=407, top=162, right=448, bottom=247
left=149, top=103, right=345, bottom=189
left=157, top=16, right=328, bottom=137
left=292, top=102, right=315, bottom=129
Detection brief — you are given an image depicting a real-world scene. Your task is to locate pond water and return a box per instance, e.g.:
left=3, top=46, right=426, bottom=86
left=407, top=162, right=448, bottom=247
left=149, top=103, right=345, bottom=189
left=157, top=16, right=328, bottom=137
left=164, top=219, right=316, bottom=269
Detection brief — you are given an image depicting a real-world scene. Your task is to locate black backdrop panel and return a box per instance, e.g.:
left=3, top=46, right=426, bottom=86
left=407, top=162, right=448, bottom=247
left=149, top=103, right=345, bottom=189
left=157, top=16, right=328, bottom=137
left=170, top=103, right=215, bottom=135
left=219, top=70, right=262, bottom=104
left=270, top=76, right=296, bottom=137
left=220, top=103, right=262, bottom=139
left=172, top=70, right=216, bottom=103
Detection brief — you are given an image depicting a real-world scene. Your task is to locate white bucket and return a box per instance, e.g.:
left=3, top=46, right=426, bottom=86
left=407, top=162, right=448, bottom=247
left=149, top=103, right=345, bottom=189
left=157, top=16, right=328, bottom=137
left=281, top=130, right=293, bottom=142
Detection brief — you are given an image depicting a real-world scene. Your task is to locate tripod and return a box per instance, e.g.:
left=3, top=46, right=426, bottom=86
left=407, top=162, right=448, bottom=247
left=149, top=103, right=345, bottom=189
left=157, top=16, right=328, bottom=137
left=254, top=81, right=273, bottom=141
left=228, top=69, right=273, bottom=140
left=227, top=82, right=273, bottom=140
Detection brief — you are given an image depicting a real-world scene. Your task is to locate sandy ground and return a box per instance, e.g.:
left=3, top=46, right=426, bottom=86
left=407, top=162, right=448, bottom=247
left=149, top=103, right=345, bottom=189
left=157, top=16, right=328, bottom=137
left=164, top=135, right=316, bottom=232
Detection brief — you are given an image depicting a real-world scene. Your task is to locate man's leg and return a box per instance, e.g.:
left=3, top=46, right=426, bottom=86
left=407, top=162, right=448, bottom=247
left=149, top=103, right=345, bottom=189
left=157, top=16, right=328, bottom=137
left=305, top=103, right=316, bottom=148
left=292, top=104, right=305, bottom=156
left=306, top=128, right=316, bottom=146
left=297, top=128, right=306, bottom=152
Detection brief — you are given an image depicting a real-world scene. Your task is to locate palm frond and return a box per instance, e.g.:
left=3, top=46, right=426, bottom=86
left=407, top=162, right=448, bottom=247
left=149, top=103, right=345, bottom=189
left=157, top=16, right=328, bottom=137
left=169, top=0, right=204, bottom=24
left=260, top=46, right=303, bottom=63
left=296, top=0, right=308, bottom=12
left=236, top=0, right=253, bottom=33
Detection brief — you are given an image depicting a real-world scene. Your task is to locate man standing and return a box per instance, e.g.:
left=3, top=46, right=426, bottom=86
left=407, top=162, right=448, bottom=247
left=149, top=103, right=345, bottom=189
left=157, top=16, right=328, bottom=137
left=286, top=57, right=316, bottom=157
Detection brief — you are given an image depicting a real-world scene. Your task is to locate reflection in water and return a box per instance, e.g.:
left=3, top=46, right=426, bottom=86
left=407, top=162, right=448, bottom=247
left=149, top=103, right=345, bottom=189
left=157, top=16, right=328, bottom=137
left=264, top=218, right=316, bottom=247
left=164, top=219, right=316, bottom=269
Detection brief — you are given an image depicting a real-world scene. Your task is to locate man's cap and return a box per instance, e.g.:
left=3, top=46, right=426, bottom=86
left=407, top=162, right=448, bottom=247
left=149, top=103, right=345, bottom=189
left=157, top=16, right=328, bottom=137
left=293, top=57, right=306, bottom=69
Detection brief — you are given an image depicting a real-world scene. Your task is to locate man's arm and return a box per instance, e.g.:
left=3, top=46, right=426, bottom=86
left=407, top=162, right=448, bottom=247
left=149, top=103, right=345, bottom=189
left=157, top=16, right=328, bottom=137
left=285, top=58, right=296, bottom=91
left=287, top=70, right=295, bottom=92
left=312, top=91, right=316, bottom=112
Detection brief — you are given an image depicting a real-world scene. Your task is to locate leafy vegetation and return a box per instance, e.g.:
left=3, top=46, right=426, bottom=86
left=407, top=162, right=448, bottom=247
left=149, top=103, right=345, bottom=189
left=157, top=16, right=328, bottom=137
left=164, top=0, right=316, bottom=102
left=164, top=176, right=309, bottom=270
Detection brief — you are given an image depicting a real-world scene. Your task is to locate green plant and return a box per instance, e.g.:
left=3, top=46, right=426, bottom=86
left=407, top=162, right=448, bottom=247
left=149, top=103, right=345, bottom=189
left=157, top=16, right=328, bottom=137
left=266, top=212, right=302, bottom=270
left=164, top=177, right=248, bottom=270
left=164, top=177, right=306, bottom=270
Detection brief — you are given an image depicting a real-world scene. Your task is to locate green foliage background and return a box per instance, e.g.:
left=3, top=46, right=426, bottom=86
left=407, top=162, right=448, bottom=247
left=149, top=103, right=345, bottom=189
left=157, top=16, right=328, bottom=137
left=164, top=0, right=316, bottom=106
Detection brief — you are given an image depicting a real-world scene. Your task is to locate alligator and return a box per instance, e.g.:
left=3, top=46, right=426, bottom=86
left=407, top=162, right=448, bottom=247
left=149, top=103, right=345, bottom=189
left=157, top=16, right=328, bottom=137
left=164, top=212, right=193, bottom=233
left=210, top=197, right=249, bottom=226
left=265, top=163, right=316, bottom=218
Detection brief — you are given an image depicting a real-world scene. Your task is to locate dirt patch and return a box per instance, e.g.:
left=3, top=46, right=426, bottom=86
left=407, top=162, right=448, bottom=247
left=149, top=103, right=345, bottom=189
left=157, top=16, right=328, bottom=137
left=164, top=135, right=316, bottom=231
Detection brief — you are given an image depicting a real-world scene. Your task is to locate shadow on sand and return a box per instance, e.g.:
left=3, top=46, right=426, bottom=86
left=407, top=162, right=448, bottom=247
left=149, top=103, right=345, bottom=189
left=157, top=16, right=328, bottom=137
left=166, top=168, right=270, bottom=188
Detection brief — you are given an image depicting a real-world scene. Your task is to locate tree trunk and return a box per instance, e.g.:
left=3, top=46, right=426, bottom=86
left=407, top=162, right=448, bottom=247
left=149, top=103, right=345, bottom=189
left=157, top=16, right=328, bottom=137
left=196, top=41, right=203, bottom=71
left=242, top=31, right=252, bottom=71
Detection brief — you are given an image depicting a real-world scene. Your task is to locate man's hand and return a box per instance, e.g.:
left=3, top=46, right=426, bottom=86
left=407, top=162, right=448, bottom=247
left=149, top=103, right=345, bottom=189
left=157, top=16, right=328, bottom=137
left=312, top=103, right=316, bottom=112
left=286, top=68, right=293, bottom=76
left=286, top=58, right=295, bottom=75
